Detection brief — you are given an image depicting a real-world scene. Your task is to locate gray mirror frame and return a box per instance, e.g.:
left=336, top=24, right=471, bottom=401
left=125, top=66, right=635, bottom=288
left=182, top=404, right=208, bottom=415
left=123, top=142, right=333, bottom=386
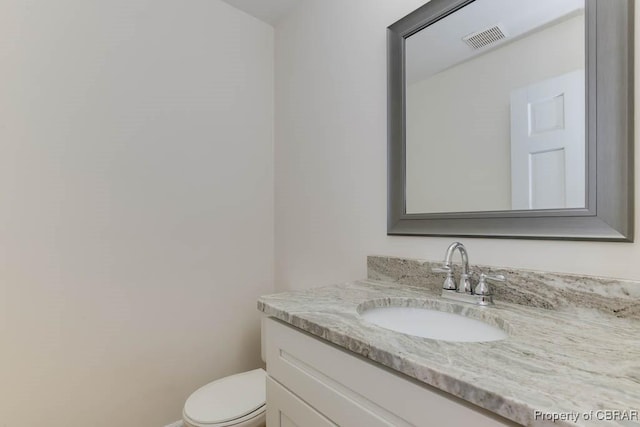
left=388, top=0, right=634, bottom=241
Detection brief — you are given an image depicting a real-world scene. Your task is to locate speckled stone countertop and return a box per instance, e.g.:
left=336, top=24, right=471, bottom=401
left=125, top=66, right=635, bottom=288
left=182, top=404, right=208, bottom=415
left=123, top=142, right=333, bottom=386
left=258, top=280, right=640, bottom=427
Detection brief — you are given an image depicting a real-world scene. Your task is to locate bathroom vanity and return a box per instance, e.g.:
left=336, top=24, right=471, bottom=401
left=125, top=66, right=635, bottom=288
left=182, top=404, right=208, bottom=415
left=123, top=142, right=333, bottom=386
left=262, top=313, right=515, bottom=427
left=264, top=319, right=516, bottom=427
left=258, top=257, right=640, bottom=427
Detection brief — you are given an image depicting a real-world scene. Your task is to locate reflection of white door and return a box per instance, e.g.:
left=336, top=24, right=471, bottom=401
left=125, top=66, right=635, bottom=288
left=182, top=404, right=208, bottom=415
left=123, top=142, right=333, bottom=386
left=510, top=70, right=585, bottom=210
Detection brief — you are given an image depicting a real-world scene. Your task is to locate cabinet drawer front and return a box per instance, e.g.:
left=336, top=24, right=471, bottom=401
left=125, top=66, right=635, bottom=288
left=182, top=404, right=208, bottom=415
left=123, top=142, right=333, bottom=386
left=264, top=318, right=517, bottom=427
left=267, top=377, right=337, bottom=427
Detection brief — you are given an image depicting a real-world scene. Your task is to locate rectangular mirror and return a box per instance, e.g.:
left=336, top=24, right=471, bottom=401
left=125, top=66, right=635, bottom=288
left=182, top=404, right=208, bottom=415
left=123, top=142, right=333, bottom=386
left=388, top=0, right=634, bottom=240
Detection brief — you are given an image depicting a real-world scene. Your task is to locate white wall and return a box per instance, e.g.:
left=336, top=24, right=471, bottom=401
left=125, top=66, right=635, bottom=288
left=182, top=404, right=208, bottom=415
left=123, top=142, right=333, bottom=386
left=406, top=15, right=584, bottom=213
left=0, top=1, right=273, bottom=426
left=274, top=0, right=640, bottom=291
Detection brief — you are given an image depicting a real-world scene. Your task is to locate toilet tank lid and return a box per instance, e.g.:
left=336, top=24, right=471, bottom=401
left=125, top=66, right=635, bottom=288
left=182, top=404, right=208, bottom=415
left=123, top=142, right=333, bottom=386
left=183, top=368, right=266, bottom=424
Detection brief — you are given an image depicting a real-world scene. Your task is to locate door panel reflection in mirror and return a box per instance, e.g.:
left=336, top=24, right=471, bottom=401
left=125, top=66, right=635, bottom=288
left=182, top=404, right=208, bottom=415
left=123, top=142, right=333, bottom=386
left=511, top=70, right=585, bottom=210
left=531, top=149, right=566, bottom=209
left=405, top=0, right=585, bottom=214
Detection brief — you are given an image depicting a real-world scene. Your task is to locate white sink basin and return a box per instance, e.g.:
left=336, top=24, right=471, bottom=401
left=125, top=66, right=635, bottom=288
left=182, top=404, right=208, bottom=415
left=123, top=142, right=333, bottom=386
left=360, top=306, right=508, bottom=343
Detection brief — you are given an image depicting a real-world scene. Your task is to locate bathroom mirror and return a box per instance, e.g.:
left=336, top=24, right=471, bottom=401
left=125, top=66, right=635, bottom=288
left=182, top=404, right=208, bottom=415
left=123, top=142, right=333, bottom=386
left=388, top=0, right=634, bottom=240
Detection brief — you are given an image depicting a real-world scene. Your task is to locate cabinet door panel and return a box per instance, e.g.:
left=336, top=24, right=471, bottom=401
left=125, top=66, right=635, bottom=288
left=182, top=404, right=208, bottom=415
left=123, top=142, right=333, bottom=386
left=266, top=377, right=337, bottom=427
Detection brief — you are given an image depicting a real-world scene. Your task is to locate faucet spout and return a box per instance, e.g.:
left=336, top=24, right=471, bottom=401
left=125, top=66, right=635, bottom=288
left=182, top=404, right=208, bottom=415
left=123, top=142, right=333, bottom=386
left=434, top=242, right=502, bottom=306
left=443, top=242, right=472, bottom=293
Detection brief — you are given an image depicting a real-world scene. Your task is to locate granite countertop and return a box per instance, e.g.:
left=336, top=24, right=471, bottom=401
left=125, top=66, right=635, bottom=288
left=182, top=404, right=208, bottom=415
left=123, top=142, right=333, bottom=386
left=258, top=279, right=640, bottom=427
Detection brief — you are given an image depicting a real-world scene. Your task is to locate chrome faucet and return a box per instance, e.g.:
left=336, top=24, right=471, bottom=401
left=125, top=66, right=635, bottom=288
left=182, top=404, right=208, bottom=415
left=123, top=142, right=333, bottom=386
left=432, top=242, right=506, bottom=306
left=444, top=242, right=473, bottom=293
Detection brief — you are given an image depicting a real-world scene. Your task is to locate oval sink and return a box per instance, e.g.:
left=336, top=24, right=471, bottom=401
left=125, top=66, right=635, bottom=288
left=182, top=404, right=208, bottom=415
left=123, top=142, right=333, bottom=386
left=360, top=306, right=508, bottom=343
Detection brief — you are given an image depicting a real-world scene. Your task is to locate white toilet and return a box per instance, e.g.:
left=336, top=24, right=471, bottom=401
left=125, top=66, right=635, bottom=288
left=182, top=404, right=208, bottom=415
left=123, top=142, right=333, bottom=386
left=182, top=319, right=268, bottom=427
left=182, top=368, right=266, bottom=427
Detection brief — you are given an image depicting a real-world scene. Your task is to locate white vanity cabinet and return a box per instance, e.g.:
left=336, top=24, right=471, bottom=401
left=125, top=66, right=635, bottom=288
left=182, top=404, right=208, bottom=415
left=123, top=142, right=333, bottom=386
left=263, top=317, right=517, bottom=427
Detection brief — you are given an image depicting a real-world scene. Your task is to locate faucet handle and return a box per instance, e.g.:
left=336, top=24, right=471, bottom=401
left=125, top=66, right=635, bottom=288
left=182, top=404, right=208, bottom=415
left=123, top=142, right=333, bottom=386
left=474, top=273, right=506, bottom=296
left=431, top=265, right=457, bottom=291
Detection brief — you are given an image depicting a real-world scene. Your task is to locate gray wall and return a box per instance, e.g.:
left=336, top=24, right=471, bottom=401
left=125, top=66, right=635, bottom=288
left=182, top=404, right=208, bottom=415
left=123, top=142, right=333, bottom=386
left=0, top=1, right=274, bottom=425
